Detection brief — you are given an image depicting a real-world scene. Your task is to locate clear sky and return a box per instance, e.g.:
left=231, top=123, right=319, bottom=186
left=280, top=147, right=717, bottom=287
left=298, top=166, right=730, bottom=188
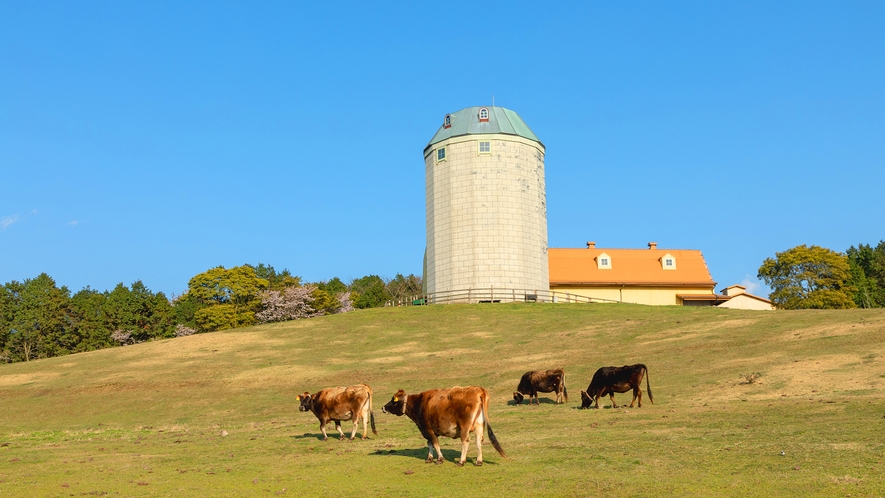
left=2, top=1, right=883, bottom=298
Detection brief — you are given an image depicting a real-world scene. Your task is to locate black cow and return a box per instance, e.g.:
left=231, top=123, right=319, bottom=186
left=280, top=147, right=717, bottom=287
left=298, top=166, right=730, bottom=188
left=513, top=368, right=568, bottom=405
left=580, top=364, right=653, bottom=409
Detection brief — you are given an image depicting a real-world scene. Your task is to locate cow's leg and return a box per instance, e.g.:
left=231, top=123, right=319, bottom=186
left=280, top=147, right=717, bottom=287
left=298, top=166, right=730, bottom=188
left=360, top=408, right=369, bottom=439
left=349, top=416, right=359, bottom=440
left=425, top=433, right=444, bottom=464
left=430, top=434, right=445, bottom=464
left=320, top=421, right=329, bottom=441
left=334, top=420, right=346, bottom=440
left=609, top=392, right=619, bottom=409
left=457, top=431, right=470, bottom=467
left=474, top=423, right=484, bottom=466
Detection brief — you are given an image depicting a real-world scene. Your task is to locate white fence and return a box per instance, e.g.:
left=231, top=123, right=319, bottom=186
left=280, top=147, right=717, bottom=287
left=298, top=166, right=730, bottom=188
left=386, top=288, right=621, bottom=307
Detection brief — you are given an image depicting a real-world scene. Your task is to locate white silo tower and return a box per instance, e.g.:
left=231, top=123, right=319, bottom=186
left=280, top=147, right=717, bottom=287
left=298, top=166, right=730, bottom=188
left=423, top=106, right=549, bottom=300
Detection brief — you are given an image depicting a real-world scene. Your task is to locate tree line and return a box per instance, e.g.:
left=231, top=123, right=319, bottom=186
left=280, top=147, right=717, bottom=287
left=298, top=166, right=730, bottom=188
left=757, top=240, right=885, bottom=309
left=0, top=264, right=422, bottom=363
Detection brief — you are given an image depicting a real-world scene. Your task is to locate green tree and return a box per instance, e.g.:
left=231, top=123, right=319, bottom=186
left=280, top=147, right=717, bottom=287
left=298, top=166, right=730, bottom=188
left=71, top=287, right=113, bottom=351
left=317, top=277, right=347, bottom=295
left=249, top=263, right=301, bottom=290
left=846, top=242, right=885, bottom=308
left=189, top=265, right=268, bottom=331
left=349, top=275, right=390, bottom=309
left=0, top=283, right=18, bottom=358
left=309, top=287, right=340, bottom=315
left=102, top=281, right=175, bottom=343
left=1, top=274, right=77, bottom=361
left=386, top=273, right=422, bottom=303
left=757, top=245, right=855, bottom=309
left=172, top=291, right=203, bottom=330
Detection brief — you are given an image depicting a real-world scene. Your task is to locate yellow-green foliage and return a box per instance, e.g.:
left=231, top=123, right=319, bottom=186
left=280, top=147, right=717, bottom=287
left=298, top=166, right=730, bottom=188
left=188, top=265, right=268, bottom=331
left=1, top=304, right=884, bottom=496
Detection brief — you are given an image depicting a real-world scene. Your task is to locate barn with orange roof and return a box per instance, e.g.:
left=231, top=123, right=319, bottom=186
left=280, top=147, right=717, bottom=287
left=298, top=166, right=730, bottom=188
left=548, top=241, right=730, bottom=306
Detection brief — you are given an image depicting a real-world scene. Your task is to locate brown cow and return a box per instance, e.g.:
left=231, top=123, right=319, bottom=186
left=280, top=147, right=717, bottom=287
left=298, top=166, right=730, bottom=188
left=513, top=368, right=568, bottom=405
left=381, top=386, right=505, bottom=466
left=580, top=364, right=654, bottom=409
left=297, top=384, right=377, bottom=441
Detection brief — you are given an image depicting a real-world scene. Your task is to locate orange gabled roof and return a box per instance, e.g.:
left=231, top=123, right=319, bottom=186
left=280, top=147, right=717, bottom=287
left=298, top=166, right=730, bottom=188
left=548, top=247, right=716, bottom=287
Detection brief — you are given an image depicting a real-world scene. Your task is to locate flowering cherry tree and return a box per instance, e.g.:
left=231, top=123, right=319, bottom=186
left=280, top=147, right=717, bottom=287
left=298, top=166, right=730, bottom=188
left=256, top=285, right=322, bottom=323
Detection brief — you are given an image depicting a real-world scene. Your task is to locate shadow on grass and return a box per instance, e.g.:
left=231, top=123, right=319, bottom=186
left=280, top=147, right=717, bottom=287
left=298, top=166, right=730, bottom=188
left=291, top=433, right=374, bottom=441
left=506, top=398, right=561, bottom=406
left=369, top=447, right=499, bottom=465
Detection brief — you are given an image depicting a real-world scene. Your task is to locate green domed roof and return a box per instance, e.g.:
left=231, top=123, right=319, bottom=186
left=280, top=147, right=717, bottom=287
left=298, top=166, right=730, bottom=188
left=425, top=106, right=543, bottom=151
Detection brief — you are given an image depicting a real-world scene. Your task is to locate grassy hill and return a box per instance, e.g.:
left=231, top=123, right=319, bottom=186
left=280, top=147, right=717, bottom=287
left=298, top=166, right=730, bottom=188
left=1, top=303, right=884, bottom=496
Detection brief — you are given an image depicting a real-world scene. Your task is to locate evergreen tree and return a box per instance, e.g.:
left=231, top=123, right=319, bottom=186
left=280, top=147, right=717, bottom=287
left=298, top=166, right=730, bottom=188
left=71, top=287, right=113, bottom=351
left=2, top=274, right=77, bottom=361
left=846, top=242, right=885, bottom=308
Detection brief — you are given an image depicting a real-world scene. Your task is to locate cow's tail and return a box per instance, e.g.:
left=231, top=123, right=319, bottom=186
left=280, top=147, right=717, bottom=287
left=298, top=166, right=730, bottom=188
left=643, top=365, right=654, bottom=405
left=483, top=391, right=505, bottom=457
left=562, top=370, right=569, bottom=403
left=368, top=387, right=378, bottom=435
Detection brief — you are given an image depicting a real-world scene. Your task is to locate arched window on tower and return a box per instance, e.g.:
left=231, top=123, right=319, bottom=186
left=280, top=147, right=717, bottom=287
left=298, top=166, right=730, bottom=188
left=479, top=107, right=489, bottom=122
left=444, top=114, right=452, bottom=129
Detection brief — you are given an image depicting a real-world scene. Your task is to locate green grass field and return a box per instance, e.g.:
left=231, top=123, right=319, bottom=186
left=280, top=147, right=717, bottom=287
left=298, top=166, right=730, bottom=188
left=2, top=303, right=884, bottom=497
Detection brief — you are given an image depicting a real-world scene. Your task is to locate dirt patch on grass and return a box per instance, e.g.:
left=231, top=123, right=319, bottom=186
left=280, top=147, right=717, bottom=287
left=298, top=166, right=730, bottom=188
left=381, top=342, right=420, bottom=354
left=500, top=352, right=559, bottom=366
left=0, top=372, right=61, bottom=386
left=230, top=365, right=324, bottom=387
left=699, top=353, right=885, bottom=403
left=640, top=319, right=760, bottom=347
left=784, top=323, right=859, bottom=340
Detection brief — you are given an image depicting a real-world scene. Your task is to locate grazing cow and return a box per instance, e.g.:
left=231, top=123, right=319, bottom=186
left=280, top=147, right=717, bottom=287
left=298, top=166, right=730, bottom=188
left=382, top=386, right=505, bottom=466
left=513, top=368, right=568, bottom=405
left=580, top=364, right=654, bottom=409
left=297, top=384, right=377, bottom=441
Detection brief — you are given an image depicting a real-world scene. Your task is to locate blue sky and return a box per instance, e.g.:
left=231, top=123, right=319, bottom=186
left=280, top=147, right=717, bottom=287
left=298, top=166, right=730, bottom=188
left=2, top=1, right=883, bottom=297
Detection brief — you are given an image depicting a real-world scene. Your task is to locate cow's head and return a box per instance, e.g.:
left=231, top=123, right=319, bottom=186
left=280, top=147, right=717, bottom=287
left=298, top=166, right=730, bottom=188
left=381, top=389, right=406, bottom=416
left=580, top=390, right=593, bottom=409
left=296, top=392, right=314, bottom=412
left=512, top=392, right=525, bottom=405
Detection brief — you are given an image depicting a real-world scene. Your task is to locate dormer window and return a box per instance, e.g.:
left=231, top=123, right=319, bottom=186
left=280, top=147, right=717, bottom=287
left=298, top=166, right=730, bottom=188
left=479, top=107, right=489, bottom=122
left=444, top=114, right=452, bottom=129
left=596, top=252, right=612, bottom=270
left=662, top=254, right=676, bottom=270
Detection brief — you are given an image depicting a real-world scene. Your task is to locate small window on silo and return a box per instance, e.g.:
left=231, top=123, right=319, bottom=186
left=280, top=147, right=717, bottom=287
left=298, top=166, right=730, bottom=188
left=479, top=108, right=489, bottom=122
left=478, top=141, right=491, bottom=155
left=437, top=147, right=446, bottom=163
